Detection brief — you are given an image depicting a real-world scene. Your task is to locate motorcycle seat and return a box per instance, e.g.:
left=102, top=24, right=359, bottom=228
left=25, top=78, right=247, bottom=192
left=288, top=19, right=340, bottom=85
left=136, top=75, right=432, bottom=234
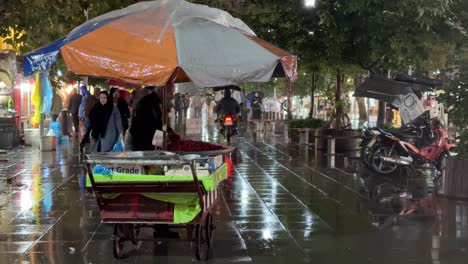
left=390, top=131, right=420, bottom=141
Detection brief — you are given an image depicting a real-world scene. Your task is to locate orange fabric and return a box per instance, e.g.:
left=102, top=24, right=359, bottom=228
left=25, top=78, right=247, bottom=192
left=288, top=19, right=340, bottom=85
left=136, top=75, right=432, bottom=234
left=166, top=67, right=191, bottom=83
left=245, top=34, right=297, bottom=81
left=61, top=10, right=179, bottom=86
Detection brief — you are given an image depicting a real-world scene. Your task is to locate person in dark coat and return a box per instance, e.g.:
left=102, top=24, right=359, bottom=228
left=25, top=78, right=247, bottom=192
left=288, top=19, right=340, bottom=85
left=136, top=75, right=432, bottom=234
left=252, top=92, right=263, bottom=120
left=68, top=88, right=83, bottom=137
left=86, top=91, right=123, bottom=152
left=128, top=85, right=179, bottom=238
left=214, top=89, right=241, bottom=117
left=128, top=86, right=163, bottom=151
left=80, top=87, right=101, bottom=153
left=215, top=88, right=241, bottom=133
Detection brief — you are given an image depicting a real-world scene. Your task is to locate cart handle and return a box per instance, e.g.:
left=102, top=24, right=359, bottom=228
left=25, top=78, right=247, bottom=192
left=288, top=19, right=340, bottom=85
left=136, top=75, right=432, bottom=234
left=189, top=160, right=206, bottom=213
left=85, top=159, right=189, bottom=166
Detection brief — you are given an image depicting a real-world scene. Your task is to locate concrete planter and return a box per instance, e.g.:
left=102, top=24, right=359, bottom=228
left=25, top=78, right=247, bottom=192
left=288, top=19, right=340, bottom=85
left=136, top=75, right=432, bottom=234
left=288, top=128, right=299, bottom=142
left=315, top=128, right=334, bottom=151
left=288, top=128, right=319, bottom=144
left=334, top=129, right=362, bottom=153
left=440, top=157, right=468, bottom=199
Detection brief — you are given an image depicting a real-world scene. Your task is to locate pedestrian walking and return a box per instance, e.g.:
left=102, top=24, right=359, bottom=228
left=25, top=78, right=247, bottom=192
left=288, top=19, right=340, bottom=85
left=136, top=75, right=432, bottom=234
left=50, top=87, right=63, bottom=122
left=191, top=94, right=203, bottom=118
left=110, top=88, right=131, bottom=137
left=68, top=88, right=83, bottom=137
left=128, top=85, right=180, bottom=151
left=174, top=93, right=183, bottom=121
left=252, top=92, right=263, bottom=120
left=80, top=87, right=101, bottom=153
left=86, top=91, right=123, bottom=153
left=183, top=93, right=190, bottom=118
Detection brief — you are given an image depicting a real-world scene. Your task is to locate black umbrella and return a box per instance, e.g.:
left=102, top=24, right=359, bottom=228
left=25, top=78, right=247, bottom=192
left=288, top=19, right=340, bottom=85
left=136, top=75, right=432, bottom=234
left=246, top=91, right=264, bottom=102
left=213, top=85, right=241, bottom=92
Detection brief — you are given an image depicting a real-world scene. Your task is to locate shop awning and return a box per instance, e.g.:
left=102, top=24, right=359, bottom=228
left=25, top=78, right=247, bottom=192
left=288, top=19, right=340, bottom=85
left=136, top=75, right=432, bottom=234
left=24, top=37, right=66, bottom=76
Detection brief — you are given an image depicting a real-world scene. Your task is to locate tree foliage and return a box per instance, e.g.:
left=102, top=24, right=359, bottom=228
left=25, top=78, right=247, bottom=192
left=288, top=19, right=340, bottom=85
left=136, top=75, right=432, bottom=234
left=308, top=0, right=461, bottom=75
left=439, top=59, right=468, bottom=158
left=0, top=0, right=142, bottom=53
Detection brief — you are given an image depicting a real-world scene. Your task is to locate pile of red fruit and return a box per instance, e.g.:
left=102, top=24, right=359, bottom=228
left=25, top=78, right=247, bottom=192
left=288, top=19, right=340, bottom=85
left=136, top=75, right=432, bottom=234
left=167, top=140, right=225, bottom=152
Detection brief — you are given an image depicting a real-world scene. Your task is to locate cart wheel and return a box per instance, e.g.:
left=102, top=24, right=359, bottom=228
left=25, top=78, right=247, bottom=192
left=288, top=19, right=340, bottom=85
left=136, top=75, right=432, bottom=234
left=113, top=224, right=137, bottom=259
left=194, top=212, right=214, bottom=261
left=132, top=225, right=140, bottom=246
left=113, top=224, right=125, bottom=259
left=205, top=212, right=215, bottom=248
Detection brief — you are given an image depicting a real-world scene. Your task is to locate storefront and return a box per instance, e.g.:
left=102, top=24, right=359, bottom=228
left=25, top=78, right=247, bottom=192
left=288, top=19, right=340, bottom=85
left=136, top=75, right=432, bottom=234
left=0, top=50, right=20, bottom=149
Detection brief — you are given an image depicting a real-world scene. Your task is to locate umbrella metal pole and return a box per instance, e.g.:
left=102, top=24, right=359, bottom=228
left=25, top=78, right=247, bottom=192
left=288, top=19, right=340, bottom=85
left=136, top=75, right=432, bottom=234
left=162, top=85, right=168, bottom=150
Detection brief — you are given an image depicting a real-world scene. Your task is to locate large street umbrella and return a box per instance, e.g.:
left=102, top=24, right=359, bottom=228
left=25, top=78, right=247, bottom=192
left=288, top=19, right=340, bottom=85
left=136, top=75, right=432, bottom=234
left=24, top=0, right=297, bottom=88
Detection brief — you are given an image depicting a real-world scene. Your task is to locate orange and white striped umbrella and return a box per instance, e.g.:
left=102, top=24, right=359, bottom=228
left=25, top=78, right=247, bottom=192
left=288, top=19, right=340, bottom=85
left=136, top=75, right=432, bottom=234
left=25, top=0, right=297, bottom=87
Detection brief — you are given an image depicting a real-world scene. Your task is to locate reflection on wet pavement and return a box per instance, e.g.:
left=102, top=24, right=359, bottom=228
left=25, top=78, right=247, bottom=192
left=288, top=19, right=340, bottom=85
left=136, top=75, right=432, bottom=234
left=0, top=119, right=467, bottom=263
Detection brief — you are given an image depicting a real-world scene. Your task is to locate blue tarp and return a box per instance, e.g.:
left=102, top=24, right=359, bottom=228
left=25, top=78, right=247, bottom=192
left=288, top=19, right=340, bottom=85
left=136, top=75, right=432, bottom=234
left=24, top=14, right=125, bottom=76
left=79, top=85, right=90, bottom=119
left=24, top=37, right=66, bottom=76
left=40, top=73, right=53, bottom=114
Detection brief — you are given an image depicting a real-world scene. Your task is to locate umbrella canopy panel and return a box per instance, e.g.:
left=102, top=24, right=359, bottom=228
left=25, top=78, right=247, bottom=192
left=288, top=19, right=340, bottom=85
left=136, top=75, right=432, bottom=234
left=24, top=0, right=297, bottom=87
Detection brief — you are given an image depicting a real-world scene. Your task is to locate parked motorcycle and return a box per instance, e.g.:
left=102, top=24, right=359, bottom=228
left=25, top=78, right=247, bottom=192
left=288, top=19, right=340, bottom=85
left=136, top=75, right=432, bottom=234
left=360, top=112, right=434, bottom=168
left=369, top=119, right=455, bottom=175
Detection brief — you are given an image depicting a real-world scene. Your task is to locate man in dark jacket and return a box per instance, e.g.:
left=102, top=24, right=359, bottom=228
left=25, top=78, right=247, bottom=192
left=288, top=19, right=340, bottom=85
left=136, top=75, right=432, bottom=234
left=129, top=85, right=178, bottom=150
left=215, top=88, right=241, bottom=117
left=128, top=85, right=179, bottom=238
left=128, top=86, right=163, bottom=151
left=68, top=88, right=83, bottom=137
left=215, top=88, right=241, bottom=133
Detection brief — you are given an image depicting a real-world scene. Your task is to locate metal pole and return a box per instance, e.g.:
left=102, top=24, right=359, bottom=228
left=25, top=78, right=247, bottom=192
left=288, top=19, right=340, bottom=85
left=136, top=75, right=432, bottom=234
left=287, top=80, right=292, bottom=120
left=327, top=136, right=335, bottom=169
left=162, top=85, right=168, bottom=150
left=83, top=8, right=89, bottom=89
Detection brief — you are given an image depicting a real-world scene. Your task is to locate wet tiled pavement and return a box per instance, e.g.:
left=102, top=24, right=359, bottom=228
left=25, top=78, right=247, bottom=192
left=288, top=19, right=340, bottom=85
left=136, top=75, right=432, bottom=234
left=1, top=120, right=468, bottom=263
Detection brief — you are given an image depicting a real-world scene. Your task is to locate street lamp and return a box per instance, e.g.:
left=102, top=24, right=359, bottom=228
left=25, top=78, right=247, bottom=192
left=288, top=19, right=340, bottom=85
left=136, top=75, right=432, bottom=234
left=305, top=0, right=316, bottom=8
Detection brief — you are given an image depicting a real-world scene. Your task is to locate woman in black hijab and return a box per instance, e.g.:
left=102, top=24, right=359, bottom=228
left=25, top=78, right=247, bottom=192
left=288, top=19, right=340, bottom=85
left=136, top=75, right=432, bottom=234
left=87, top=91, right=123, bottom=152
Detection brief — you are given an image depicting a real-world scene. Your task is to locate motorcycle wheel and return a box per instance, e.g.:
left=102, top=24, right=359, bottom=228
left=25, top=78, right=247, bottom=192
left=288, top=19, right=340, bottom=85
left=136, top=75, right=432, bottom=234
left=371, top=145, right=399, bottom=175
left=360, top=143, right=375, bottom=168
left=226, top=126, right=231, bottom=143
left=435, top=151, right=448, bottom=172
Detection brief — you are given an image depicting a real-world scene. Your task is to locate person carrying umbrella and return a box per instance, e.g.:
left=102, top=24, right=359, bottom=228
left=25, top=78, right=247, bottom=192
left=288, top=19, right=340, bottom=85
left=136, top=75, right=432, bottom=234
left=252, top=92, right=263, bottom=120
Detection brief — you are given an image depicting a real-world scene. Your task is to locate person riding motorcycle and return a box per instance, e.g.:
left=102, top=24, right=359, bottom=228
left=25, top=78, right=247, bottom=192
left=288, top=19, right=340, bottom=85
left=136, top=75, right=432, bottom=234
left=214, top=88, right=240, bottom=133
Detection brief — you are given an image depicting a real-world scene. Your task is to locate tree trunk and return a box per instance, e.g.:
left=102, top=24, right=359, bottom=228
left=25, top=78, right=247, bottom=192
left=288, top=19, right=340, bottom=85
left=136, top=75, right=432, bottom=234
left=377, top=101, right=386, bottom=126
left=308, top=74, right=318, bottom=119
left=335, top=69, right=343, bottom=128
left=373, top=69, right=390, bottom=126
left=287, top=80, right=292, bottom=120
